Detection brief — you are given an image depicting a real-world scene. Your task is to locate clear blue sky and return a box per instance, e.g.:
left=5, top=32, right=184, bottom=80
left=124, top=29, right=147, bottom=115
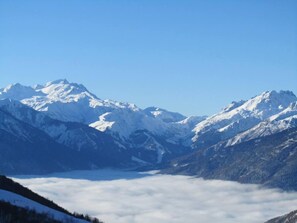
left=0, top=0, right=296, bottom=116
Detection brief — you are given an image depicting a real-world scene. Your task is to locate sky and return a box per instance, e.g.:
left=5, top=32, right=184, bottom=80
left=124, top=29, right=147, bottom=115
left=0, top=0, right=296, bottom=116
left=13, top=169, right=297, bottom=223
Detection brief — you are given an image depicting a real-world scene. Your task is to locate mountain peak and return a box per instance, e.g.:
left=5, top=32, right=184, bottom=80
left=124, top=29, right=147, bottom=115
left=45, top=79, right=69, bottom=86
left=219, top=91, right=297, bottom=115
left=242, top=90, right=297, bottom=113
left=3, top=83, right=27, bottom=92
left=40, top=79, right=99, bottom=101
left=193, top=89, right=297, bottom=146
left=144, top=106, right=186, bottom=123
left=222, top=100, right=246, bottom=112
left=258, top=90, right=296, bottom=100
left=0, top=83, right=43, bottom=101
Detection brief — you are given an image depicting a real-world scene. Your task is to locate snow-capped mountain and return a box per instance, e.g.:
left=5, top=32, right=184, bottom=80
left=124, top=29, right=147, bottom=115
left=225, top=101, right=297, bottom=146
left=0, top=98, right=125, bottom=154
left=162, top=90, right=297, bottom=191
left=0, top=79, right=198, bottom=139
left=0, top=99, right=151, bottom=171
left=0, top=80, right=206, bottom=163
left=0, top=99, right=190, bottom=170
left=192, top=90, right=297, bottom=149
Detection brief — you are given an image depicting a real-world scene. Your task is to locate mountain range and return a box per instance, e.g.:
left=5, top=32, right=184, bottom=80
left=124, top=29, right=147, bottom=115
left=0, top=80, right=297, bottom=191
left=0, top=79, right=206, bottom=168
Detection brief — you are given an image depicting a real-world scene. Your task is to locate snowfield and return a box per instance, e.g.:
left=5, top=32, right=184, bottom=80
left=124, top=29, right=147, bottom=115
left=12, top=169, right=297, bottom=223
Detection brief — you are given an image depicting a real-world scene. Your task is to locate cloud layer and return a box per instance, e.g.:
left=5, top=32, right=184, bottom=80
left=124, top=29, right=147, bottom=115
left=12, top=170, right=297, bottom=223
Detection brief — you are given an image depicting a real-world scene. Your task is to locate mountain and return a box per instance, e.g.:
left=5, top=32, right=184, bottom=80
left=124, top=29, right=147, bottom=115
left=163, top=127, right=297, bottom=190
left=0, top=175, right=101, bottom=223
left=0, top=79, right=196, bottom=138
left=225, top=102, right=297, bottom=147
left=1, top=82, right=296, bottom=150
left=265, top=210, right=297, bottom=223
left=0, top=99, right=134, bottom=170
left=0, top=80, right=206, bottom=164
left=192, top=90, right=297, bottom=149
left=0, top=106, right=90, bottom=174
left=0, top=98, right=196, bottom=168
left=0, top=98, right=195, bottom=173
left=162, top=90, right=297, bottom=191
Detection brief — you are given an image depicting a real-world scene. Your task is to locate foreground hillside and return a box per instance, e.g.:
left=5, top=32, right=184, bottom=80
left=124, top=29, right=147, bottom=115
left=0, top=200, right=64, bottom=223
left=0, top=175, right=102, bottom=223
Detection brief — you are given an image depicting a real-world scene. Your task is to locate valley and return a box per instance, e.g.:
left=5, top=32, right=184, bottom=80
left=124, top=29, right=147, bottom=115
left=11, top=169, right=297, bottom=223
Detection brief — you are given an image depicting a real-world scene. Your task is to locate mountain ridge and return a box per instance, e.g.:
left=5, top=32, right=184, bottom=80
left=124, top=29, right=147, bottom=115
left=0, top=80, right=208, bottom=164
left=163, top=126, right=297, bottom=191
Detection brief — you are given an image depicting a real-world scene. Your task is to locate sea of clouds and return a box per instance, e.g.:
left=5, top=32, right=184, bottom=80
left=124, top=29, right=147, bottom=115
left=12, top=169, right=297, bottom=223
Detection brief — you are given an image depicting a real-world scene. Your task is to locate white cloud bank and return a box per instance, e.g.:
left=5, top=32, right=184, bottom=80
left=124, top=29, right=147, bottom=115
left=12, top=169, right=297, bottom=223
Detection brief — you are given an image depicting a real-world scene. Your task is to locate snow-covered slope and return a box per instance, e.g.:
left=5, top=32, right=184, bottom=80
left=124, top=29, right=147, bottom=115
left=0, top=83, right=44, bottom=101
left=0, top=98, right=176, bottom=167
left=0, top=98, right=124, bottom=152
left=0, top=175, right=94, bottom=222
left=144, top=107, right=186, bottom=123
left=226, top=102, right=297, bottom=146
left=192, top=90, right=297, bottom=148
left=0, top=189, right=88, bottom=223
